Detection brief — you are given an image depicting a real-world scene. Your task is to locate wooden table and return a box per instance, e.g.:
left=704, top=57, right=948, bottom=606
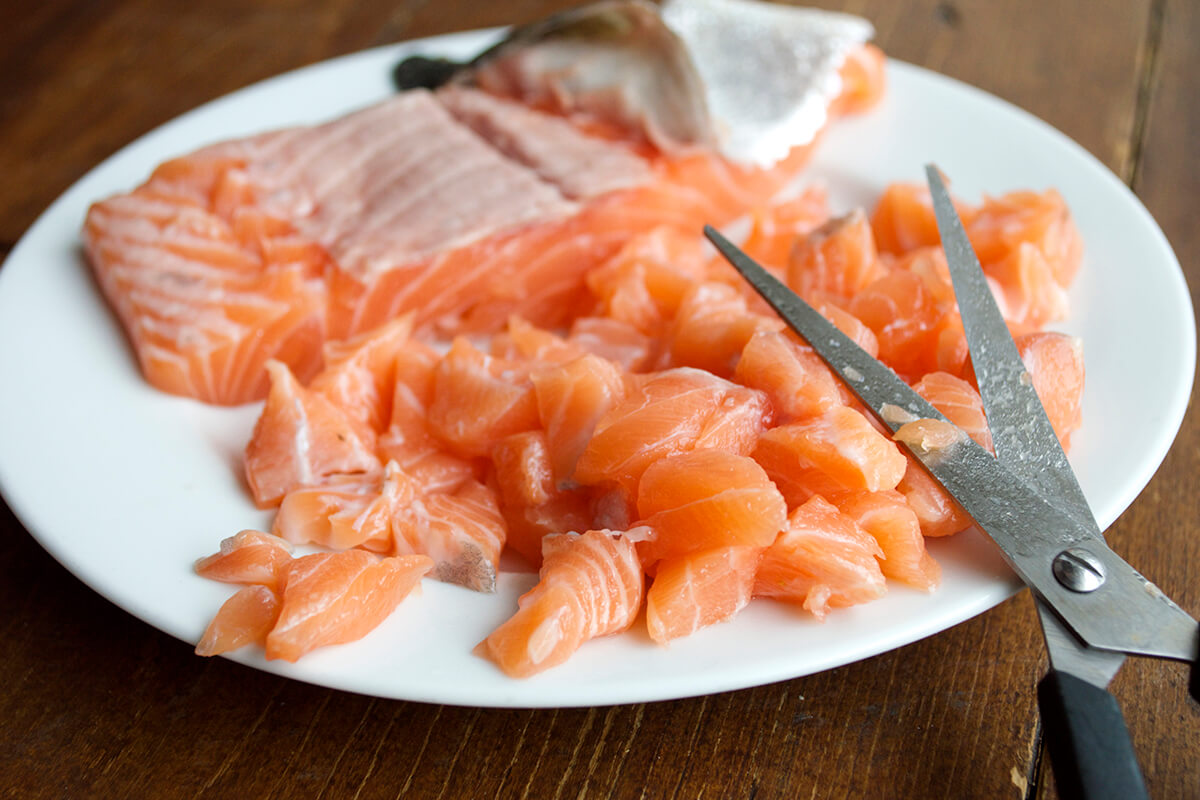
left=2, top=1, right=1196, bottom=797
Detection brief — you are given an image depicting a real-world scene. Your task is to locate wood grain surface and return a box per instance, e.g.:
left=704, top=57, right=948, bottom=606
left=1, top=1, right=1196, bottom=798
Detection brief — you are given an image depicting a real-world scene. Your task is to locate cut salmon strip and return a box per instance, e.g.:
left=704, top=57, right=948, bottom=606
left=566, top=316, right=656, bottom=372
left=737, top=185, right=829, bottom=270
left=965, top=188, right=1082, bottom=287
left=734, top=330, right=843, bottom=422
left=848, top=270, right=944, bottom=380
left=911, top=372, right=993, bottom=453
left=1016, top=331, right=1085, bottom=448
left=194, top=529, right=294, bottom=592
left=646, top=546, right=762, bottom=644
left=830, top=490, right=940, bottom=591
left=310, top=316, right=413, bottom=434
left=272, top=462, right=411, bottom=553
left=265, top=550, right=433, bottom=662
left=635, top=449, right=787, bottom=566
left=530, top=354, right=628, bottom=484
left=243, top=360, right=380, bottom=508
left=195, top=585, right=282, bottom=657
left=426, top=338, right=540, bottom=459
left=481, top=529, right=644, bottom=678
left=984, top=242, right=1069, bottom=330
left=752, top=405, right=908, bottom=507
left=786, top=209, right=884, bottom=302
left=490, top=316, right=585, bottom=365
left=668, top=282, right=782, bottom=377
left=491, top=431, right=592, bottom=568
left=391, top=478, right=508, bottom=592
left=895, top=460, right=970, bottom=538
left=870, top=181, right=974, bottom=256
left=573, top=368, right=770, bottom=494
left=754, top=495, right=887, bottom=619
left=585, top=225, right=715, bottom=336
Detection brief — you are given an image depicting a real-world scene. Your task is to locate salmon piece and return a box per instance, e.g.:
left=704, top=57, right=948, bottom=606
left=848, top=270, right=944, bottom=379
left=378, top=345, right=478, bottom=494
left=310, top=316, right=414, bottom=433
left=897, top=460, right=971, bottom=537
left=646, top=546, right=762, bottom=644
left=426, top=338, right=540, bottom=459
left=1017, top=331, right=1084, bottom=448
left=754, top=495, right=887, bottom=619
left=586, top=226, right=713, bottom=335
left=691, top=388, right=774, bottom=455
left=384, top=338, right=442, bottom=441
left=195, top=584, right=282, bottom=657
left=930, top=311, right=970, bottom=379
left=668, top=282, right=783, bottom=377
left=491, top=431, right=556, bottom=509
left=392, top=478, right=508, bottom=592
left=530, top=354, right=627, bottom=484
left=491, top=431, right=592, bottom=568
left=481, top=529, right=643, bottom=677
left=966, top=189, right=1083, bottom=287
left=830, top=490, right=940, bottom=591
left=786, top=209, right=885, bottom=302
left=870, top=182, right=975, bottom=256
left=373, top=338, right=479, bottom=494
left=194, top=529, right=294, bottom=592
left=489, top=316, right=583, bottom=365
left=566, top=316, right=656, bottom=372
left=265, top=550, right=433, bottom=662
left=738, top=185, right=830, bottom=271
left=272, top=462, right=412, bottom=553
left=911, top=372, right=993, bottom=453
left=735, top=330, right=843, bottom=421
left=810, top=299, right=880, bottom=359
left=573, top=368, right=770, bottom=493
left=984, top=242, right=1070, bottom=330
left=635, top=450, right=787, bottom=566
left=243, top=360, right=380, bottom=508
left=752, top=406, right=908, bottom=506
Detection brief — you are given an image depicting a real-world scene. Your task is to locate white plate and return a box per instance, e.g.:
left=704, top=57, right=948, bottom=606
left=0, top=31, right=1193, bottom=708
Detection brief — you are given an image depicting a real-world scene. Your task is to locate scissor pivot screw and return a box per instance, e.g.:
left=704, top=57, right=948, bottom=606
left=1052, top=548, right=1107, bottom=592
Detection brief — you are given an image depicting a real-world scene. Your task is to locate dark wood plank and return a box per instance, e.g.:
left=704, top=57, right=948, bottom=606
left=0, top=1, right=1186, bottom=798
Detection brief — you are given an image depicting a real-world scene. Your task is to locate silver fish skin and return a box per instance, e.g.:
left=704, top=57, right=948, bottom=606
left=661, top=0, right=874, bottom=166
left=396, top=0, right=874, bottom=167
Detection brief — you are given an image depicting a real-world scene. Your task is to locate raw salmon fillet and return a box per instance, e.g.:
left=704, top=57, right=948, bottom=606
left=83, top=72, right=879, bottom=405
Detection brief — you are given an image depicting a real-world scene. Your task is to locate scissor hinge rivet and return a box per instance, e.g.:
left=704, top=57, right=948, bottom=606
left=1052, top=548, right=1107, bottom=593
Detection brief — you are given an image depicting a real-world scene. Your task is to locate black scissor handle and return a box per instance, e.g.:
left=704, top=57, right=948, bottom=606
left=1191, top=621, right=1200, bottom=705
left=1037, top=670, right=1148, bottom=800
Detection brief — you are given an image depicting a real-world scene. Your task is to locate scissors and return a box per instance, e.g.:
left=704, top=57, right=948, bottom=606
left=704, top=166, right=1198, bottom=800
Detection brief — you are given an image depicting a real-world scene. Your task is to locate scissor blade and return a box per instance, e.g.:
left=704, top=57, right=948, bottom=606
left=704, top=224, right=1198, bottom=663
left=924, top=166, right=1091, bottom=522
left=1038, top=600, right=1125, bottom=688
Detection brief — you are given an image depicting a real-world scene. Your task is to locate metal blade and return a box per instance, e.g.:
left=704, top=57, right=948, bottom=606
left=924, top=165, right=1091, bottom=523
left=704, top=224, right=1199, bottom=663
left=1038, top=599, right=1125, bottom=689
